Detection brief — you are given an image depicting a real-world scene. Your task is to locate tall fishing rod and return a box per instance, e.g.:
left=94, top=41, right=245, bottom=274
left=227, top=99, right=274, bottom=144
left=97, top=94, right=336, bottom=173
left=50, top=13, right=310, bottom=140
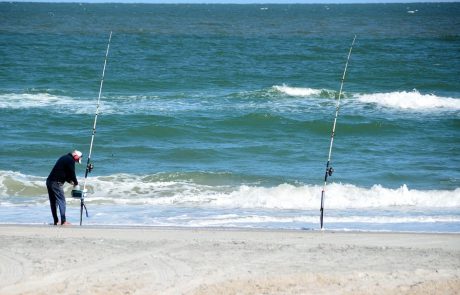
left=73, top=31, right=112, bottom=226
left=320, top=35, right=356, bottom=230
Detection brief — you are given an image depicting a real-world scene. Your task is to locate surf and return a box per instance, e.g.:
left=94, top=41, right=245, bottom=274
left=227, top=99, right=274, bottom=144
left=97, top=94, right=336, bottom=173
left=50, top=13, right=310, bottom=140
left=2, top=171, right=459, bottom=210
left=356, top=90, right=460, bottom=111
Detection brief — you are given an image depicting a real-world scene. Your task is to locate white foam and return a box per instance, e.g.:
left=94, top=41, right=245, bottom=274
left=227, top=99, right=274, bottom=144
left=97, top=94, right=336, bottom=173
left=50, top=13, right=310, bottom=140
left=4, top=90, right=459, bottom=115
left=0, top=170, right=47, bottom=197
left=210, top=183, right=460, bottom=209
left=0, top=93, right=114, bottom=114
left=273, top=84, right=322, bottom=97
left=2, top=171, right=459, bottom=210
left=0, top=93, right=73, bottom=109
left=182, top=214, right=460, bottom=228
left=86, top=181, right=459, bottom=210
left=357, top=90, right=460, bottom=111
left=0, top=92, right=211, bottom=115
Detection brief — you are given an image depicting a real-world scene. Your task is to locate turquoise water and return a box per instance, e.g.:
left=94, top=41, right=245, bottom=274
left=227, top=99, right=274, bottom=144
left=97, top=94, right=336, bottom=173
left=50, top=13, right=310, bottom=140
left=1, top=3, right=459, bottom=231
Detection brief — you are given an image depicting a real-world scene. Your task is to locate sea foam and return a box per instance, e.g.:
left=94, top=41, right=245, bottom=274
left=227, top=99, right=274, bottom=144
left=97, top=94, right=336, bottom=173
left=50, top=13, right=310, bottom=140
left=357, top=90, right=460, bottom=111
left=2, top=171, right=459, bottom=210
left=0, top=93, right=73, bottom=109
left=0, top=93, right=114, bottom=114
left=272, top=84, right=322, bottom=97
left=3, top=90, right=458, bottom=115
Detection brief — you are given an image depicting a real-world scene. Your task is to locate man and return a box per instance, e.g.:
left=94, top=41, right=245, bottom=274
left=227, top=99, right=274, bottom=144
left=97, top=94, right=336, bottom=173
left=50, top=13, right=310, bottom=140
left=46, top=150, right=82, bottom=225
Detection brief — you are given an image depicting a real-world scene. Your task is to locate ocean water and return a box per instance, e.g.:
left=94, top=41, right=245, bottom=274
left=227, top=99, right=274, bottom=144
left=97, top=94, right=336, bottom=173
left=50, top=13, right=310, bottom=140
left=0, top=2, right=459, bottom=232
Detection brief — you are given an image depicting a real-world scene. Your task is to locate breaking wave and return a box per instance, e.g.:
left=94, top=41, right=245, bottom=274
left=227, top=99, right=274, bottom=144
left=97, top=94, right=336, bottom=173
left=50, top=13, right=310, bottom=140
left=356, top=90, right=460, bottom=111
left=1, top=171, right=459, bottom=210
left=271, top=84, right=336, bottom=98
left=2, top=89, right=459, bottom=115
left=272, top=84, right=322, bottom=97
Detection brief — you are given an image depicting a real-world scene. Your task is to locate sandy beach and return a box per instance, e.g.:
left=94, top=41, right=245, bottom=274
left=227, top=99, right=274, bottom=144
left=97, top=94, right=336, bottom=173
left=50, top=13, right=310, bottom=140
left=0, top=225, right=459, bottom=295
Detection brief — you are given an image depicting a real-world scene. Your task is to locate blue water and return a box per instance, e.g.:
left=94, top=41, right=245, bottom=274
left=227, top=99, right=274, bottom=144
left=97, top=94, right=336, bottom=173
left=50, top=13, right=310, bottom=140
left=0, top=3, right=459, bottom=232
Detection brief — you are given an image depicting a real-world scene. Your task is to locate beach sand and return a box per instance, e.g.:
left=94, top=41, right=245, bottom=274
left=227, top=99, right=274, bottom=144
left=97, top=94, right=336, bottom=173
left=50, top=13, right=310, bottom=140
left=0, top=225, right=459, bottom=295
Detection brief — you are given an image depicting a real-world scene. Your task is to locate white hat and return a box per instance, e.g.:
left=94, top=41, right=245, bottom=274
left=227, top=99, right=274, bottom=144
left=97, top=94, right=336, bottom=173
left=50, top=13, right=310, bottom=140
left=72, top=150, right=83, bottom=164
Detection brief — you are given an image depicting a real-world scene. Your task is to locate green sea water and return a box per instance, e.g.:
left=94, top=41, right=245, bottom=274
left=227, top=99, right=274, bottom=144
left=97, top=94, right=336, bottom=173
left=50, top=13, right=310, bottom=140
left=0, top=3, right=459, bottom=230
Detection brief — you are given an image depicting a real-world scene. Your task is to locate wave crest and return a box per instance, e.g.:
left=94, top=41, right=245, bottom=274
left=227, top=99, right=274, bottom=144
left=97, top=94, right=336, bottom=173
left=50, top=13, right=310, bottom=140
left=272, top=84, right=337, bottom=98
left=1, top=171, right=459, bottom=209
left=272, top=84, right=322, bottom=97
left=357, top=90, right=460, bottom=111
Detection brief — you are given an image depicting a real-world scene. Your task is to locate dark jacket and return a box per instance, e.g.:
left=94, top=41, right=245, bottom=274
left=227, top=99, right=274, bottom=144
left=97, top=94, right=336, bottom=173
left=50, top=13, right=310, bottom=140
left=47, top=153, right=78, bottom=185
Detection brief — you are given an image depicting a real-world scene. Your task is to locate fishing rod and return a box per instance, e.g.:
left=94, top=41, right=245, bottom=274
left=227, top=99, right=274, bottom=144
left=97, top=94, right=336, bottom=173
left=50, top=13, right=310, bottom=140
left=72, top=31, right=112, bottom=226
left=319, top=35, right=356, bottom=230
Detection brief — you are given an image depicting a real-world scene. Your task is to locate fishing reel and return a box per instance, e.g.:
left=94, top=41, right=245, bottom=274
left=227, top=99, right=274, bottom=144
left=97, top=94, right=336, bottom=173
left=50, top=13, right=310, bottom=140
left=327, top=167, right=334, bottom=177
left=87, top=163, right=94, bottom=173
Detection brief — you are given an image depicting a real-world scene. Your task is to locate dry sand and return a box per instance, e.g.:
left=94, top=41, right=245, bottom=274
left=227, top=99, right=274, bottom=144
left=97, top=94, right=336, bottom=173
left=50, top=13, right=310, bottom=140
left=0, top=225, right=459, bottom=295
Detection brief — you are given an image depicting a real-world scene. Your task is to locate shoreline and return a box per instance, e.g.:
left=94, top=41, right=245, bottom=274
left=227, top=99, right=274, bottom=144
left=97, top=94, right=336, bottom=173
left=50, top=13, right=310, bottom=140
left=1, top=225, right=459, bottom=294
left=1, top=222, right=459, bottom=235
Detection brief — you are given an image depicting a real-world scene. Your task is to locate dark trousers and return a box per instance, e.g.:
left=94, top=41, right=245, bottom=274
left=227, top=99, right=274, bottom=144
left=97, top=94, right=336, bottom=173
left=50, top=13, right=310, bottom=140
left=46, top=180, right=66, bottom=225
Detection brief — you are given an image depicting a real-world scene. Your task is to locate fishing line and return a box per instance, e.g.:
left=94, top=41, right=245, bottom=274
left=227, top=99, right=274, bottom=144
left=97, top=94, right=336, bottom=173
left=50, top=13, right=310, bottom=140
left=72, top=31, right=112, bottom=226
left=319, top=35, right=356, bottom=230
